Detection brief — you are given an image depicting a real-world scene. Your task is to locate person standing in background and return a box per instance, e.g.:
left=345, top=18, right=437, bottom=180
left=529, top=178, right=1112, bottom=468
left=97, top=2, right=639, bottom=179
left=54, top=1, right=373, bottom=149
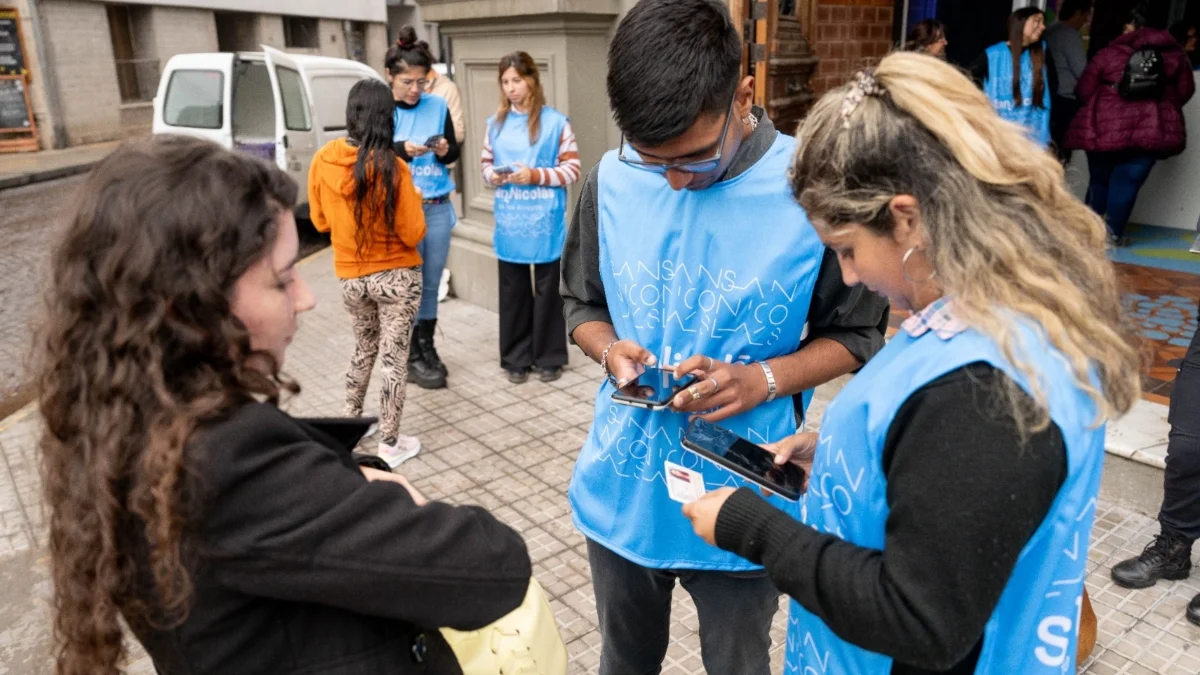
left=1045, top=0, right=1093, bottom=161
left=426, top=62, right=465, bottom=145
left=972, top=7, right=1056, bottom=147
left=310, top=79, right=427, bottom=466
left=1170, top=19, right=1199, bottom=68
left=482, top=52, right=580, bottom=384
left=903, top=19, right=948, bottom=59
left=387, top=27, right=459, bottom=390
left=1065, top=6, right=1194, bottom=246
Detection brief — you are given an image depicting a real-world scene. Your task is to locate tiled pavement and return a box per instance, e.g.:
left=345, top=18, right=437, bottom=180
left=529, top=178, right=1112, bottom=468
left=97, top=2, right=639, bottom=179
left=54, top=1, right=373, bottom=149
left=2, top=248, right=1200, bottom=674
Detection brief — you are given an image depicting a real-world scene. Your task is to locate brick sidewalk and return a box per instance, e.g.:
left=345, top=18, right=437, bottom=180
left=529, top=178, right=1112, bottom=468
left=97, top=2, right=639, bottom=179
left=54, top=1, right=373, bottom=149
left=0, top=247, right=1198, bottom=673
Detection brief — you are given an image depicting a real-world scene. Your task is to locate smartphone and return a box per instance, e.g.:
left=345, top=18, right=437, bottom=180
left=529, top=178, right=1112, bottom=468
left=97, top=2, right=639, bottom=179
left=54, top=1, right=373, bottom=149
left=611, top=367, right=698, bottom=411
left=492, top=164, right=516, bottom=175
left=424, top=134, right=445, bottom=146
left=682, top=418, right=804, bottom=501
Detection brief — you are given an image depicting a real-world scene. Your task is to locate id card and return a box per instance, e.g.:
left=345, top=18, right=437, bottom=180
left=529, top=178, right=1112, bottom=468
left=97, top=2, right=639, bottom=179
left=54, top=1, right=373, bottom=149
left=665, top=461, right=707, bottom=504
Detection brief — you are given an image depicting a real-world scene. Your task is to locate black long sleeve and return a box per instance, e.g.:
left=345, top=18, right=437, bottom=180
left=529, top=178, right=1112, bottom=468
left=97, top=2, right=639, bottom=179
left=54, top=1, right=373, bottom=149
left=392, top=108, right=459, bottom=165
left=714, top=363, right=1067, bottom=673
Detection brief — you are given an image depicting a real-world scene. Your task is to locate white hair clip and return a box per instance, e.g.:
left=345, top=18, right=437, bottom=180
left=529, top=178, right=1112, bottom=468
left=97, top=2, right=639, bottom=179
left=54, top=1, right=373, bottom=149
left=840, top=69, right=884, bottom=130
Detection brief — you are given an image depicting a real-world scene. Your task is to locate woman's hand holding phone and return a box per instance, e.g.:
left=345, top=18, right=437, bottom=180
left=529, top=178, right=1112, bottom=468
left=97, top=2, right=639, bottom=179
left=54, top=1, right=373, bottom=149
left=404, top=141, right=429, bottom=157
left=670, top=355, right=770, bottom=422
left=432, top=138, right=450, bottom=158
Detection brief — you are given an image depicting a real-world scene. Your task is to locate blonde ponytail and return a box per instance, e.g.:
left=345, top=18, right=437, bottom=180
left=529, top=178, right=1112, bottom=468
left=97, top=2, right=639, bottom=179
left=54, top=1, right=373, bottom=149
left=792, top=51, right=1140, bottom=431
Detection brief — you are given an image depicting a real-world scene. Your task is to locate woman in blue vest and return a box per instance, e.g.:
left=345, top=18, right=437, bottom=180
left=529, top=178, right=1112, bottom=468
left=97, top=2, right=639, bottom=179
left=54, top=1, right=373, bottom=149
left=386, top=26, right=458, bottom=390
left=683, top=53, right=1141, bottom=674
left=971, top=7, right=1054, bottom=146
left=481, top=52, right=580, bottom=384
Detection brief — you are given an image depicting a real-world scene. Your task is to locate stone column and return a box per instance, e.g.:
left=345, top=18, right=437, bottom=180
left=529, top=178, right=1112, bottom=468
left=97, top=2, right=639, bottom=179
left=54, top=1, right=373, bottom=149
left=418, top=0, right=619, bottom=312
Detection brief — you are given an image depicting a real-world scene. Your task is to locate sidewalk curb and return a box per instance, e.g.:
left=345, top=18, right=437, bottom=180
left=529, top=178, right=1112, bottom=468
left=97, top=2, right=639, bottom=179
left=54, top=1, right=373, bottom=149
left=0, top=162, right=98, bottom=192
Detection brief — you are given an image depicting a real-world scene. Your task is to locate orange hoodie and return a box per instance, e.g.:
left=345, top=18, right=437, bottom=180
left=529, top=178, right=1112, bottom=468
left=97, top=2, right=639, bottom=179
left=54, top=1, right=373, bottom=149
left=309, top=138, right=426, bottom=279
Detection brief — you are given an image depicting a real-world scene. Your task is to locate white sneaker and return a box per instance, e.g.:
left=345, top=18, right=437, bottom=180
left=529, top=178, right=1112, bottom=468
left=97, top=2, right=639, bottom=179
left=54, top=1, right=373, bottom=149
left=377, top=435, right=421, bottom=468
left=363, top=421, right=379, bottom=439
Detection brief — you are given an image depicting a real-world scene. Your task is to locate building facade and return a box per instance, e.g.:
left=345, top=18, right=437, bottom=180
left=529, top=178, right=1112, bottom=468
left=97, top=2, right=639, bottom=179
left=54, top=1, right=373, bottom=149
left=7, top=0, right=389, bottom=149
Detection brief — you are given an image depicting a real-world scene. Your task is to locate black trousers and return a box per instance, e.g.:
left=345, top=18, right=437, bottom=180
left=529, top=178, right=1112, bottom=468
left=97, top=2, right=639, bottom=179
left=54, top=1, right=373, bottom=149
left=1161, top=299, right=1200, bottom=542
left=498, top=259, right=568, bottom=371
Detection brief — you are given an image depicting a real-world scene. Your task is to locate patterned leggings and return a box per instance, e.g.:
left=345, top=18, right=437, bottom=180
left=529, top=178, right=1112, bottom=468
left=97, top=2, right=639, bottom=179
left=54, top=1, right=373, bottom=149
left=340, top=266, right=423, bottom=443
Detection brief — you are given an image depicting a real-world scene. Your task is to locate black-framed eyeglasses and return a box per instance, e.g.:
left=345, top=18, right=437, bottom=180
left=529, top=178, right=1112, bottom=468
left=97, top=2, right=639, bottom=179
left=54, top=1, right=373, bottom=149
left=617, top=97, right=737, bottom=175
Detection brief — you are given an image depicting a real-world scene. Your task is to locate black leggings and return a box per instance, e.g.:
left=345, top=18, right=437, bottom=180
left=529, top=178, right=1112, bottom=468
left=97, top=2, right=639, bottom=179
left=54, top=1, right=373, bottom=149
left=1161, top=300, right=1200, bottom=542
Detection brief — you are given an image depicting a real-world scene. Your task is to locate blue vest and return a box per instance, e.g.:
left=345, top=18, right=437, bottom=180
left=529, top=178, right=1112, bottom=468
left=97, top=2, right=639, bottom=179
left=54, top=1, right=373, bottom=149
left=393, top=94, right=455, bottom=199
left=487, top=107, right=569, bottom=264
left=985, top=42, right=1052, bottom=146
left=786, top=317, right=1104, bottom=674
left=568, top=134, right=825, bottom=570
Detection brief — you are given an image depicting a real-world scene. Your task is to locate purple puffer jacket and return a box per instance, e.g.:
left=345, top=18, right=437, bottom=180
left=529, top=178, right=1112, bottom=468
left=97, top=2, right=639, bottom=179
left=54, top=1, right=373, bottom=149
left=1064, top=28, right=1196, bottom=156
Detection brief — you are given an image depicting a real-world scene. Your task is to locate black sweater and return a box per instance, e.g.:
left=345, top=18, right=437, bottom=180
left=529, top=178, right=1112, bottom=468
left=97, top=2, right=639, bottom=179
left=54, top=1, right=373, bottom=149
left=714, top=363, right=1067, bottom=674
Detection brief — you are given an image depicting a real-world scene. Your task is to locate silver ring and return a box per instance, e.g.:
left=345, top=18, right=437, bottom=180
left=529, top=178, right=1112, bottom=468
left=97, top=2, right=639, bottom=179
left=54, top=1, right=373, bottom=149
left=708, top=377, right=720, bottom=394
left=706, top=356, right=714, bottom=370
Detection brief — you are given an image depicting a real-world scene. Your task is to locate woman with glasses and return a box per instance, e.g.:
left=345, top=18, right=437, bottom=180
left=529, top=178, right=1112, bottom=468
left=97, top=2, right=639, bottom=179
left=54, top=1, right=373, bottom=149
left=386, top=26, right=458, bottom=391
left=481, top=52, right=580, bottom=384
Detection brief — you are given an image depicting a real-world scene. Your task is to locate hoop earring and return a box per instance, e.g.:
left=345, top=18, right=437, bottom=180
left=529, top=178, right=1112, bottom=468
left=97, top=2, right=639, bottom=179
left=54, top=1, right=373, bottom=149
left=902, top=246, right=936, bottom=284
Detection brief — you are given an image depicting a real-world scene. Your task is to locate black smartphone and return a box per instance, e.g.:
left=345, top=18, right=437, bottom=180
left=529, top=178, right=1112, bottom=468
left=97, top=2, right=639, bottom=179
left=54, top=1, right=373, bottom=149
left=424, top=134, right=445, bottom=146
left=611, top=367, right=697, bottom=411
left=492, top=164, right=516, bottom=175
left=682, top=418, right=804, bottom=501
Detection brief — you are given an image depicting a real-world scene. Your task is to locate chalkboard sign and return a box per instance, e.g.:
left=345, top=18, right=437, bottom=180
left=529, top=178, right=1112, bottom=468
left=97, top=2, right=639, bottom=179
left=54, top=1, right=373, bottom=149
left=0, top=9, right=26, bottom=77
left=0, top=77, right=31, bottom=131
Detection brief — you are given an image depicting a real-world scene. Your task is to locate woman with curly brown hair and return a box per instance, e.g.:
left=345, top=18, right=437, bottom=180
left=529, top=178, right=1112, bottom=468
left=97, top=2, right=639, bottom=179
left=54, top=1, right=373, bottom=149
left=37, top=135, right=530, bottom=675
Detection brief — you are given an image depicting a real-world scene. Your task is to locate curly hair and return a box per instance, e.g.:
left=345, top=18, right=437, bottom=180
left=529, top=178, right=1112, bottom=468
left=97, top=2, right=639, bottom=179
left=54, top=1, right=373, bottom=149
left=791, top=53, right=1141, bottom=433
left=37, top=135, right=299, bottom=675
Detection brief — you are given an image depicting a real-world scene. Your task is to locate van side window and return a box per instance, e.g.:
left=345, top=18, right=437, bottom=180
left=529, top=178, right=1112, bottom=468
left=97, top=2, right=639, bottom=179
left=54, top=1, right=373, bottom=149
left=310, top=75, right=364, bottom=132
left=276, top=67, right=312, bottom=132
left=164, top=70, right=224, bottom=129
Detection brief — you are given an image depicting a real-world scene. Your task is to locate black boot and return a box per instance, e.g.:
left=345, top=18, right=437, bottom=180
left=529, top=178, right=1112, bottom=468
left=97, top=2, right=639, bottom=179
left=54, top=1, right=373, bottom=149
left=407, top=323, right=446, bottom=390
left=1188, top=593, right=1200, bottom=627
left=1111, top=531, right=1193, bottom=589
left=419, top=319, right=448, bottom=377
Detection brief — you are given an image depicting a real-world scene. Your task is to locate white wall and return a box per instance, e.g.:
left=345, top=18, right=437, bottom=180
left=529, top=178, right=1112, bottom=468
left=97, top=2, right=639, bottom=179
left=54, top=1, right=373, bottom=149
left=79, top=0, right=386, bottom=23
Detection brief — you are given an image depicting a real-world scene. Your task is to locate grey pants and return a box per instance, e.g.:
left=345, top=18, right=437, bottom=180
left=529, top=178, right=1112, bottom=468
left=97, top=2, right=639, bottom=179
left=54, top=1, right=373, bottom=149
left=586, top=539, right=779, bottom=675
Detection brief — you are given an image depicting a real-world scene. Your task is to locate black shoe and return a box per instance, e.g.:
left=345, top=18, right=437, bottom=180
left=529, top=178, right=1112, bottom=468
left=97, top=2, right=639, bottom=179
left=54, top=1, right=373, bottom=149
left=418, top=319, right=448, bottom=377
left=408, top=356, right=447, bottom=389
left=507, top=368, right=529, bottom=384
left=1188, top=593, right=1200, bottom=627
left=1111, top=532, right=1193, bottom=589
left=537, top=367, right=563, bottom=383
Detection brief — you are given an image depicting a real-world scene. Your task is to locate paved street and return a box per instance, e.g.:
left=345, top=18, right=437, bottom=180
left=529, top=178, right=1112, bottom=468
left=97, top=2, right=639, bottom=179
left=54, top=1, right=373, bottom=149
left=0, top=247, right=1199, bottom=674
left=0, top=176, right=85, bottom=412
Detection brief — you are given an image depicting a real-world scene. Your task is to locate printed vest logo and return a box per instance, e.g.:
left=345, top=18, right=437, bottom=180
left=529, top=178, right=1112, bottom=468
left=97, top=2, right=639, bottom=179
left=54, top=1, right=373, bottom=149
left=411, top=164, right=446, bottom=178
left=498, top=186, right=558, bottom=203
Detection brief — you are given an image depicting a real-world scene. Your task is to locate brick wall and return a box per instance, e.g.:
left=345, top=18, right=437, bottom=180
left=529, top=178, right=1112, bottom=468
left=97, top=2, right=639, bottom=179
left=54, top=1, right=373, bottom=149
left=811, top=0, right=894, bottom=97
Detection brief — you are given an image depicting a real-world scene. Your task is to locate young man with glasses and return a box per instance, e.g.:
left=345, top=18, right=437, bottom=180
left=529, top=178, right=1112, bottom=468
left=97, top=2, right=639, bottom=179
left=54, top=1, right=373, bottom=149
left=560, top=0, right=889, bottom=672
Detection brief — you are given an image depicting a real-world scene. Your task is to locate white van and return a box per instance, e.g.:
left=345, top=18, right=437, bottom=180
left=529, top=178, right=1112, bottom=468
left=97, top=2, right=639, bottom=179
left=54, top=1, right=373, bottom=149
left=152, top=46, right=385, bottom=219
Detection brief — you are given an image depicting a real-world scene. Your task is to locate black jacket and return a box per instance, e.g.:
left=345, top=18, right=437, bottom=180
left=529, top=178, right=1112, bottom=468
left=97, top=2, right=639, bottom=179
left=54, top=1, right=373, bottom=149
left=129, top=402, right=532, bottom=674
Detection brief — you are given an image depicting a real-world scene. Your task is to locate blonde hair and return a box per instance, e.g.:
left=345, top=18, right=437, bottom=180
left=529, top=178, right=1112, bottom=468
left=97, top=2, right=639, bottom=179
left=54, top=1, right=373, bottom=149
left=792, top=51, right=1140, bottom=430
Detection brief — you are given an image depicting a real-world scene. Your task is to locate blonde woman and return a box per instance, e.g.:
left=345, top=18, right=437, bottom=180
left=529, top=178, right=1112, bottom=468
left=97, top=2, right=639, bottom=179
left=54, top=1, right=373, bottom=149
left=683, top=52, right=1139, bottom=674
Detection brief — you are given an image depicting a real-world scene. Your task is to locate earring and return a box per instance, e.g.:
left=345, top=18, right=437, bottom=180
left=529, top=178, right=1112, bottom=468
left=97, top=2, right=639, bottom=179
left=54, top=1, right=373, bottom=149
left=902, top=246, right=937, bottom=284
left=741, top=114, right=759, bottom=131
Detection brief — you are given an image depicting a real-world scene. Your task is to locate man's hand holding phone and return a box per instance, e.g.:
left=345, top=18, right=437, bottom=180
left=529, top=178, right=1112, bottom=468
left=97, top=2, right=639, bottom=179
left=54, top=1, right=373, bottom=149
left=762, top=432, right=817, bottom=494
left=669, top=355, right=771, bottom=422
left=604, top=339, right=657, bottom=387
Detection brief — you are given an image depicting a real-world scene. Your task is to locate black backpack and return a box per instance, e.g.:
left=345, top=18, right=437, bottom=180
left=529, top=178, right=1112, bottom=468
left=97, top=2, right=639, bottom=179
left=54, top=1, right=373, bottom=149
left=1118, top=47, right=1167, bottom=100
